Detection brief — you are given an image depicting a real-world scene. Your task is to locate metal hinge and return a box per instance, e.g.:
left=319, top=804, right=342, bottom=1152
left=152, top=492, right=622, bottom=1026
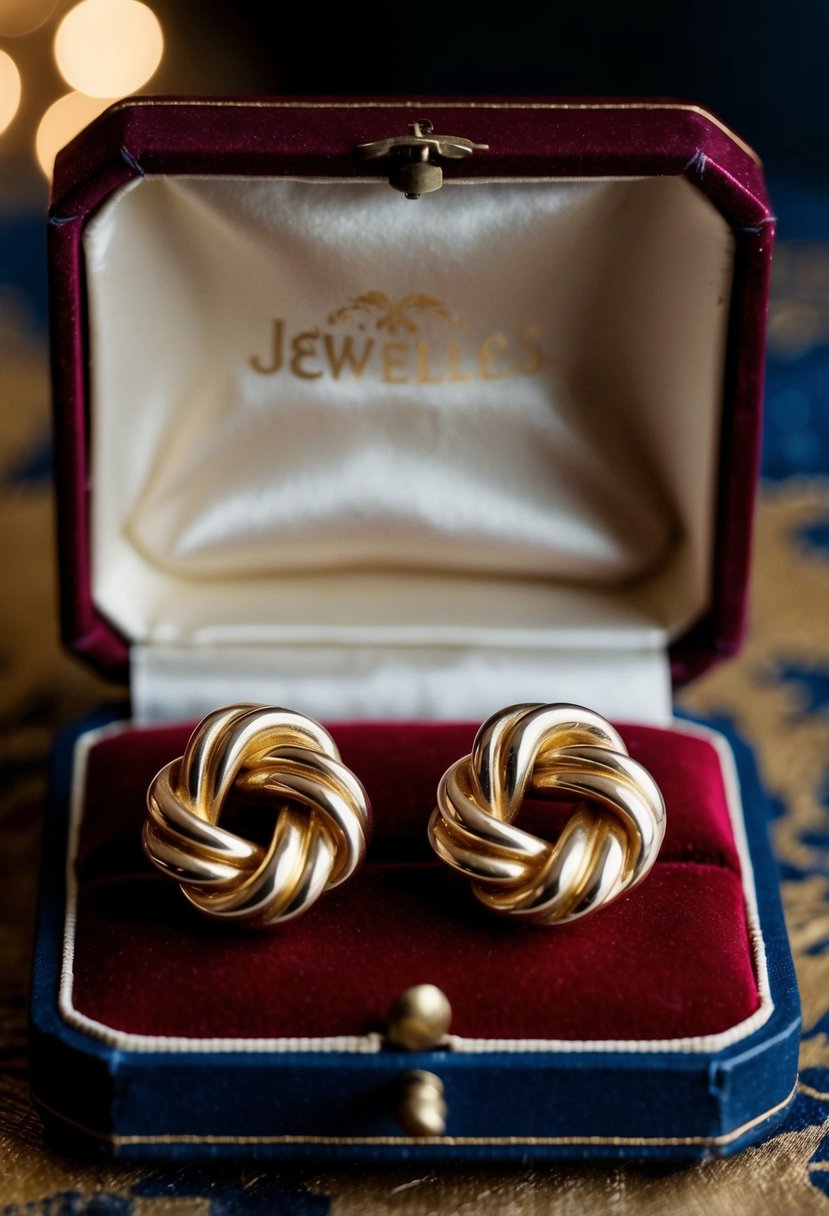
left=357, top=119, right=489, bottom=199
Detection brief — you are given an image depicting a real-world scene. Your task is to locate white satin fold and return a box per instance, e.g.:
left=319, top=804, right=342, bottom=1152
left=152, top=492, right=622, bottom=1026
left=133, top=641, right=673, bottom=727
left=84, top=172, right=734, bottom=723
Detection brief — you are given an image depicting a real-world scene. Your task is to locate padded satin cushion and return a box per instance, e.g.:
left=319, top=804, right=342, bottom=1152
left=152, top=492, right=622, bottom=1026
left=70, top=721, right=759, bottom=1041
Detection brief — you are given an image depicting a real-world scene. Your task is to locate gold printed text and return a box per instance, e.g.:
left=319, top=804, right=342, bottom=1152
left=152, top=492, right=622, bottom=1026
left=249, top=319, right=553, bottom=385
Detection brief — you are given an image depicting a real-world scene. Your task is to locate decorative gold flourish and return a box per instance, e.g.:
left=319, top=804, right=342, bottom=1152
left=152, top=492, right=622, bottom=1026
left=310, top=1111, right=829, bottom=1216
left=683, top=478, right=829, bottom=1086
left=327, top=291, right=459, bottom=334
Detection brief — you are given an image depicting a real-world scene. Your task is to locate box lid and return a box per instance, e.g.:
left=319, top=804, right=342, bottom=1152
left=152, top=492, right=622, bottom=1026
left=48, top=98, right=773, bottom=724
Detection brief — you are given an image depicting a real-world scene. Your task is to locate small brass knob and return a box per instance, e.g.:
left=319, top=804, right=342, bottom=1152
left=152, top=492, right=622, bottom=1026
left=387, top=983, right=452, bottom=1050
left=356, top=121, right=488, bottom=200
left=390, top=158, right=444, bottom=200
left=396, top=1069, right=448, bottom=1137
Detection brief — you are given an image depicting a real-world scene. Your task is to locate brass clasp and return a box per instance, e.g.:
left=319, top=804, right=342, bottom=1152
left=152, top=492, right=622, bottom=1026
left=396, top=1070, right=448, bottom=1137
left=384, top=985, right=452, bottom=1137
left=357, top=120, right=489, bottom=199
left=386, top=983, right=452, bottom=1050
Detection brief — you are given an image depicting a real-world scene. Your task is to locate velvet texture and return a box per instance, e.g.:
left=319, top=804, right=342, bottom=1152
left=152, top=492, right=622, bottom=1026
left=70, top=720, right=759, bottom=1041
left=48, top=99, right=773, bottom=683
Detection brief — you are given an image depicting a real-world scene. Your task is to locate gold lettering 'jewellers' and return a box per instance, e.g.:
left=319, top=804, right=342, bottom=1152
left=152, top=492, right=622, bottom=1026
left=248, top=320, right=552, bottom=385
left=249, top=293, right=553, bottom=384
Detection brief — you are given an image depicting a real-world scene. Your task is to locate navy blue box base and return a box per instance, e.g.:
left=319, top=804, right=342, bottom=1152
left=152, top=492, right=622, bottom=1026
left=30, top=709, right=801, bottom=1163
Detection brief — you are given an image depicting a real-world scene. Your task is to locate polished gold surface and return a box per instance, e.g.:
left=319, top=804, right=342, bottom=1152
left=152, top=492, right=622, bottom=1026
left=428, top=702, right=666, bottom=925
left=387, top=984, right=453, bottom=1051
left=395, top=1070, right=449, bottom=1138
left=143, top=704, right=372, bottom=927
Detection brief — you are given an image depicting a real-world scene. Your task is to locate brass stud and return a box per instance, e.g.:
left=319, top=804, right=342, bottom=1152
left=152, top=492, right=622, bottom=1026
left=386, top=983, right=452, bottom=1051
left=356, top=121, right=488, bottom=200
left=390, top=156, right=444, bottom=200
left=396, top=1069, right=448, bottom=1137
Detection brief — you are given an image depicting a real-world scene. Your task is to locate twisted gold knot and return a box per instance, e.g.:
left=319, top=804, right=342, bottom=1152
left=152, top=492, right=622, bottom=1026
left=143, top=705, right=372, bottom=928
left=428, top=703, right=666, bottom=926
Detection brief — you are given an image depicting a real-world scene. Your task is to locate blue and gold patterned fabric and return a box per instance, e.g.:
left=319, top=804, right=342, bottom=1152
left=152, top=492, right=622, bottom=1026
left=2, top=187, right=829, bottom=1212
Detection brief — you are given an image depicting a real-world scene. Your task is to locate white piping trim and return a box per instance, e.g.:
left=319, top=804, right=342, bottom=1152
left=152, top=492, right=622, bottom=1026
left=130, top=174, right=652, bottom=186
left=58, top=717, right=773, bottom=1056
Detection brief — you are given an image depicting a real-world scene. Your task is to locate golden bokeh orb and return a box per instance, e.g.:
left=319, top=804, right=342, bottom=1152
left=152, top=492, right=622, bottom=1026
left=0, top=50, right=21, bottom=138
left=54, top=0, right=163, bottom=99
left=36, top=91, right=113, bottom=179
left=0, top=0, right=56, bottom=38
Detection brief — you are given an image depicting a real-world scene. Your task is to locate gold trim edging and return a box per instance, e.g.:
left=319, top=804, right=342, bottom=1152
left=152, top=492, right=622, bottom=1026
left=110, top=100, right=761, bottom=166
left=35, top=1083, right=797, bottom=1150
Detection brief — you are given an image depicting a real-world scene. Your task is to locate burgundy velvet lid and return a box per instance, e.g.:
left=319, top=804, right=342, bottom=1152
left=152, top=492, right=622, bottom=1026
left=48, top=97, right=773, bottom=683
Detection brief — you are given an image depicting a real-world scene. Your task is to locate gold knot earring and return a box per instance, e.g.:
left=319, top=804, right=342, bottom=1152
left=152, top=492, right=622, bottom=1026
left=428, top=702, right=666, bottom=926
left=143, top=704, right=372, bottom=928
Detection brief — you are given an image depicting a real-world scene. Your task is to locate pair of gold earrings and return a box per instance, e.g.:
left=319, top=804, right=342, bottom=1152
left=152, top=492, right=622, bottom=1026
left=143, top=701, right=666, bottom=930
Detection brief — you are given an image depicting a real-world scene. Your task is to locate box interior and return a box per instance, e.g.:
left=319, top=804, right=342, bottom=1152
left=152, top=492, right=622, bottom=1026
left=61, top=717, right=767, bottom=1049
left=84, top=174, right=735, bottom=725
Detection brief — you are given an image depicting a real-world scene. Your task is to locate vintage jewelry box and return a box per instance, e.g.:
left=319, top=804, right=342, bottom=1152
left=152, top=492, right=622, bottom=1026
left=31, top=98, right=800, bottom=1160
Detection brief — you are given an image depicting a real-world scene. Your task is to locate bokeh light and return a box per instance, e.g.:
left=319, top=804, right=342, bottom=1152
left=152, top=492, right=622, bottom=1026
left=36, top=91, right=113, bottom=179
left=0, top=0, right=56, bottom=38
left=0, top=50, right=21, bottom=138
left=54, top=0, right=163, bottom=99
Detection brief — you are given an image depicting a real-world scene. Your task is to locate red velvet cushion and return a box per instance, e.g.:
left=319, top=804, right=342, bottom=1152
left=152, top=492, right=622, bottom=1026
left=70, top=721, right=759, bottom=1041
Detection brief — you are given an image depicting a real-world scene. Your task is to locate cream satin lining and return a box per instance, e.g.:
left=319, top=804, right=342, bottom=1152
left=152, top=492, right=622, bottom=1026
left=84, top=174, right=733, bottom=723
